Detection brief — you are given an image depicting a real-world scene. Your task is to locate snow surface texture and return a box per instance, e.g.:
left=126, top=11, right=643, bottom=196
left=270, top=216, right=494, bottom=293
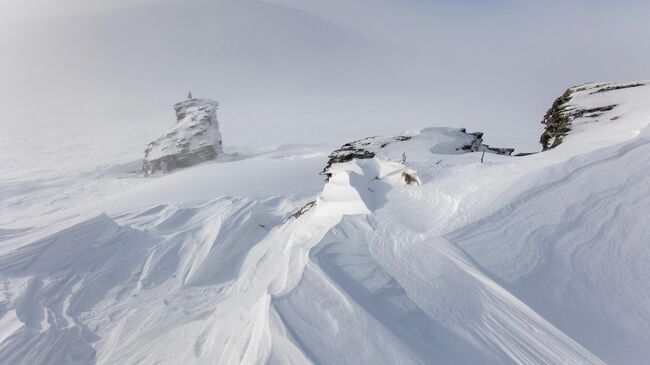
left=1, top=81, right=650, bottom=364
left=143, top=98, right=223, bottom=175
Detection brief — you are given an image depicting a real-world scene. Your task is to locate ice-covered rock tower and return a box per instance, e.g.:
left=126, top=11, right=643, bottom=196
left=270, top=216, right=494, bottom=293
left=143, top=97, right=223, bottom=175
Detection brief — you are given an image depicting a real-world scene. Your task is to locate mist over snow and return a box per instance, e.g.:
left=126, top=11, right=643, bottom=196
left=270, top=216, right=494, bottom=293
left=2, top=0, right=650, bottom=155
left=2, top=1, right=650, bottom=364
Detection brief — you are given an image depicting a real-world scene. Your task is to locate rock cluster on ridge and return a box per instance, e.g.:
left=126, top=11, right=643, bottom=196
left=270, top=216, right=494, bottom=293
left=321, top=127, right=514, bottom=181
left=143, top=97, right=223, bottom=175
left=539, top=81, right=646, bottom=150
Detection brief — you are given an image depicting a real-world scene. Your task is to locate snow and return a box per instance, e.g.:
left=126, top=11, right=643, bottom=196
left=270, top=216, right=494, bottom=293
left=3, top=1, right=650, bottom=363
left=3, top=81, right=650, bottom=364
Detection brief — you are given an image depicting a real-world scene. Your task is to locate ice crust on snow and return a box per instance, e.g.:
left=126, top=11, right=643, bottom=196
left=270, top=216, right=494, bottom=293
left=1, top=82, right=650, bottom=364
left=143, top=98, right=223, bottom=175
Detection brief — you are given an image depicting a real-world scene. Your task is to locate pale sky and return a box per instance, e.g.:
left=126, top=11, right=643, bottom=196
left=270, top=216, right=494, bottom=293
left=0, top=0, right=167, bottom=23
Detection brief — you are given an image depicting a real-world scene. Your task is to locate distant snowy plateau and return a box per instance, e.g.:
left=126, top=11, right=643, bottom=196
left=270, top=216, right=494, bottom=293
left=1, top=81, right=650, bottom=365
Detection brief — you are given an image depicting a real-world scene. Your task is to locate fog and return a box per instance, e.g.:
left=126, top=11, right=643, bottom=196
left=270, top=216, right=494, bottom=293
left=1, top=0, right=649, bottom=151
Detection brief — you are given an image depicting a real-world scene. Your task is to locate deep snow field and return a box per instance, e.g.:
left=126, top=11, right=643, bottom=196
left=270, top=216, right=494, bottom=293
left=3, top=0, right=650, bottom=364
left=1, top=81, right=650, bottom=364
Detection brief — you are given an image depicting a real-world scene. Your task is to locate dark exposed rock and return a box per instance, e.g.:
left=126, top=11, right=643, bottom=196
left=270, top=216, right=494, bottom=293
left=540, top=89, right=574, bottom=151
left=457, top=129, right=515, bottom=156
left=589, top=83, right=645, bottom=95
left=484, top=146, right=515, bottom=155
left=513, top=152, right=538, bottom=157
left=402, top=171, right=419, bottom=185
left=321, top=135, right=411, bottom=181
left=284, top=201, right=317, bottom=223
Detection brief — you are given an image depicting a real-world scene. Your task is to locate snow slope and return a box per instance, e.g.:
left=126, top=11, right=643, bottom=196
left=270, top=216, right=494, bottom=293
left=1, top=81, right=650, bottom=364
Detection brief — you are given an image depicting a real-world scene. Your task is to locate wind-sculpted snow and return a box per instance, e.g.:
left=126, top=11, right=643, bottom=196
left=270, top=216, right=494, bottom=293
left=0, top=198, right=300, bottom=364
left=2, top=84, right=650, bottom=364
left=448, top=127, right=650, bottom=363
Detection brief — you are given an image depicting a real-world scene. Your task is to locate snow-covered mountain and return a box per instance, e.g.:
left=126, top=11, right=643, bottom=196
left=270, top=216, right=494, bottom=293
left=1, top=81, right=649, bottom=364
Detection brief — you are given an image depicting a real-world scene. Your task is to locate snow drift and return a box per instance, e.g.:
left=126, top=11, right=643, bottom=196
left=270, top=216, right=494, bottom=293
left=1, top=81, right=650, bottom=364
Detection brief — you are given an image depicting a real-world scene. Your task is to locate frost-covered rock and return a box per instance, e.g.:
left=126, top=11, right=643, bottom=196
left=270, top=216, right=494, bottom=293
left=143, top=98, right=223, bottom=175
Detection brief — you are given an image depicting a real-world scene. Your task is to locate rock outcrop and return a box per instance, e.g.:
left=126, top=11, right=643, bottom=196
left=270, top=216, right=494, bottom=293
left=539, top=82, right=645, bottom=150
left=321, top=127, right=513, bottom=181
left=143, top=98, right=223, bottom=175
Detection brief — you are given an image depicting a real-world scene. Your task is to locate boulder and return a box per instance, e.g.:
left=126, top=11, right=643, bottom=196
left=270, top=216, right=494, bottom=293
left=143, top=98, right=223, bottom=175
